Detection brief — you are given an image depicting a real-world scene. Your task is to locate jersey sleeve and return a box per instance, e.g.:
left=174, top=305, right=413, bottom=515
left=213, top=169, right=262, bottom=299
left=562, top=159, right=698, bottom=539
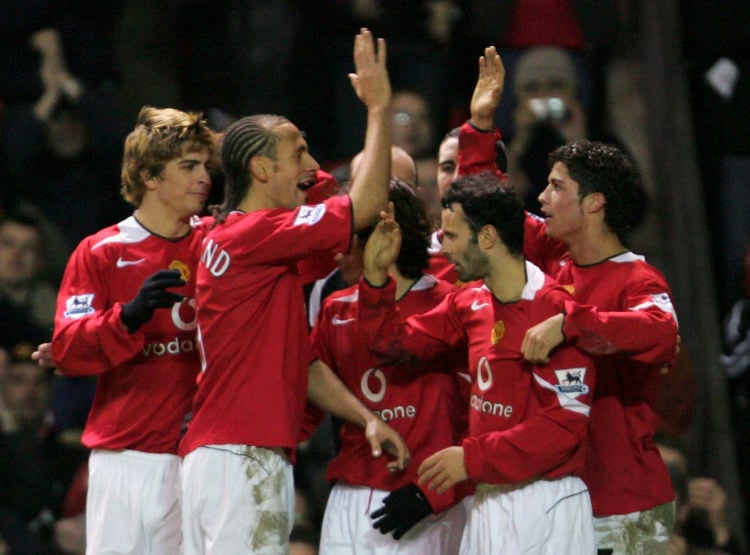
left=562, top=275, right=679, bottom=366
left=358, top=277, right=466, bottom=363
left=419, top=477, right=475, bottom=515
left=233, top=195, right=353, bottom=267
left=462, top=345, right=594, bottom=484
left=457, top=122, right=567, bottom=274
left=457, top=121, right=505, bottom=179
left=51, top=245, right=145, bottom=376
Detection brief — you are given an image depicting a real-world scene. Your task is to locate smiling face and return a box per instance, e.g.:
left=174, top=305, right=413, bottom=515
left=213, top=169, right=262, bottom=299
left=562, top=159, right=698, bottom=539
left=147, top=145, right=212, bottom=220
left=262, top=122, right=320, bottom=210
left=537, top=161, right=586, bottom=244
left=441, top=203, right=489, bottom=282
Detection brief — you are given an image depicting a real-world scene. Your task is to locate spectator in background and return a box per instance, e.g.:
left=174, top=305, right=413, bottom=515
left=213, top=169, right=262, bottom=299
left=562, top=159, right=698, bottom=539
left=455, top=0, right=619, bottom=138
left=0, top=343, right=89, bottom=554
left=0, top=206, right=97, bottom=450
left=390, top=89, right=442, bottom=215
left=312, top=1, right=460, bottom=161
left=681, top=0, right=750, bottom=316
left=503, top=45, right=644, bottom=220
left=0, top=208, right=57, bottom=351
left=0, top=27, right=131, bottom=254
left=658, top=439, right=744, bottom=555
left=720, top=253, right=750, bottom=543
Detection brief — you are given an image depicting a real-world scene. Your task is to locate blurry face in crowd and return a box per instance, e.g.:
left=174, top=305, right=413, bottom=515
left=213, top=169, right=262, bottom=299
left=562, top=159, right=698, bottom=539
left=391, top=91, right=434, bottom=158
left=0, top=222, right=43, bottom=287
left=47, top=109, right=88, bottom=159
left=1, top=361, right=50, bottom=429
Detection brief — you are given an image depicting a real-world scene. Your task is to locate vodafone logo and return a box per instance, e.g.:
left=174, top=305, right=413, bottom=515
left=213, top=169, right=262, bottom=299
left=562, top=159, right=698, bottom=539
left=476, top=356, right=493, bottom=392
left=172, top=298, right=197, bottom=331
left=360, top=368, right=386, bottom=403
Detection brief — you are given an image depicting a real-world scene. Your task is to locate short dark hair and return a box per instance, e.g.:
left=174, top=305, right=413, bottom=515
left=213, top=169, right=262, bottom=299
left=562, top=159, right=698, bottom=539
left=218, top=114, right=289, bottom=221
left=548, top=140, right=641, bottom=234
left=0, top=207, right=44, bottom=235
left=442, top=171, right=525, bottom=255
left=357, top=178, right=432, bottom=279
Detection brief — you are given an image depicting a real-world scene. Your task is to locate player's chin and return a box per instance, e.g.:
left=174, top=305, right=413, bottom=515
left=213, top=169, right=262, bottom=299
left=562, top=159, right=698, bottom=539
left=295, top=188, right=308, bottom=206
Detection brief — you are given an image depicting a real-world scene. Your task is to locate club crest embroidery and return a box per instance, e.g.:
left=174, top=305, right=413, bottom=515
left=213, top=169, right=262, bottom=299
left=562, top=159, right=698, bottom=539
left=553, top=368, right=589, bottom=397
left=64, top=294, right=95, bottom=319
left=563, top=284, right=575, bottom=295
left=170, top=259, right=191, bottom=282
left=491, top=321, right=505, bottom=345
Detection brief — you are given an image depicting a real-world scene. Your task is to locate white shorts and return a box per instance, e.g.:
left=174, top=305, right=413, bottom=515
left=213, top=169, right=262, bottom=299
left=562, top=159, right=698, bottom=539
left=86, top=449, right=181, bottom=555
left=320, top=483, right=467, bottom=554
left=181, top=444, right=294, bottom=555
left=459, top=476, right=595, bottom=555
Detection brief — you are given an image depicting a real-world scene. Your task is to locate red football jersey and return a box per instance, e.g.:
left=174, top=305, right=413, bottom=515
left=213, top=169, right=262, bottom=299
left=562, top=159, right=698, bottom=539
left=359, top=262, right=595, bottom=485
left=52, top=216, right=204, bottom=453
left=554, top=253, right=679, bottom=516
left=179, top=196, right=353, bottom=457
left=311, top=275, right=471, bottom=513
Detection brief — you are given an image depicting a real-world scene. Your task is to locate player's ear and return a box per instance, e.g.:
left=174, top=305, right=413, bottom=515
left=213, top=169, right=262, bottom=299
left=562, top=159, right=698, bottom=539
left=478, top=224, right=498, bottom=249
left=141, top=169, right=159, bottom=191
left=584, top=192, right=606, bottom=214
left=250, top=155, right=271, bottom=182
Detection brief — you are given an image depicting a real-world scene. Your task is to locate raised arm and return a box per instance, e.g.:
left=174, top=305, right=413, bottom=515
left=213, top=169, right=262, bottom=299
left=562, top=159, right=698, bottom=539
left=469, top=46, right=505, bottom=131
left=455, top=46, right=506, bottom=178
left=347, top=29, right=392, bottom=231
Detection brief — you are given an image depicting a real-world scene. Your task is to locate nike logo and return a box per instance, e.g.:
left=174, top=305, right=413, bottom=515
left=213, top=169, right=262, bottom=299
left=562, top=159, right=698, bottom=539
left=332, top=315, right=356, bottom=326
left=116, top=257, right=146, bottom=268
left=471, top=300, right=490, bottom=311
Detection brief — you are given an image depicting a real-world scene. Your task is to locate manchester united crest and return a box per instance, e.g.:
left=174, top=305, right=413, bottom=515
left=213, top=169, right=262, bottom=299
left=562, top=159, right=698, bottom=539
left=491, top=320, right=505, bottom=345
left=169, top=259, right=191, bottom=282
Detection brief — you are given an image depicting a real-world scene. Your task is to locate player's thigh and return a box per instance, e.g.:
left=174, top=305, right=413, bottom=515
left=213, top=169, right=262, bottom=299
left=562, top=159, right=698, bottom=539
left=86, top=449, right=181, bottom=555
left=181, top=445, right=294, bottom=555
left=460, top=477, right=593, bottom=554
left=594, top=502, right=675, bottom=555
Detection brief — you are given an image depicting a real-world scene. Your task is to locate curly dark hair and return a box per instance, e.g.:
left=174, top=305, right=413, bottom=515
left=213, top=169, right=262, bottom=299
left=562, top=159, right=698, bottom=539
left=442, top=171, right=525, bottom=255
left=548, top=140, right=642, bottom=234
left=357, top=178, right=431, bottom=279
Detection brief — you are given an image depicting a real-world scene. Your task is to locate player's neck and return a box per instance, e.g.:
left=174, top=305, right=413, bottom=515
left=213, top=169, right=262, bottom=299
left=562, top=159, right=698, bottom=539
left=567, top=228, right=626, bottom=265
left=390, top=266, right=418, bottom=301
left=485, top=253, right=526, bottom=302
left=133, top=206, right=192, bottom=239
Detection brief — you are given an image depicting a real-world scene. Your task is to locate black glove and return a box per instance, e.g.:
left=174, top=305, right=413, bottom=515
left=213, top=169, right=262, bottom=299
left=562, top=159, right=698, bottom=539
left=371, top=483, right=433, bottom=539
left=121, top=269, right=185, bottom=332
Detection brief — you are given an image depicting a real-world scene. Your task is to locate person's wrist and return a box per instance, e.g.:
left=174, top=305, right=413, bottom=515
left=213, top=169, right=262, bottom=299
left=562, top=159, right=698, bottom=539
left=468, top=118, right=494, bottom=132
left=368, top=104, right=391, bottom=117
left=363, top=268, right=389, bottom=287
